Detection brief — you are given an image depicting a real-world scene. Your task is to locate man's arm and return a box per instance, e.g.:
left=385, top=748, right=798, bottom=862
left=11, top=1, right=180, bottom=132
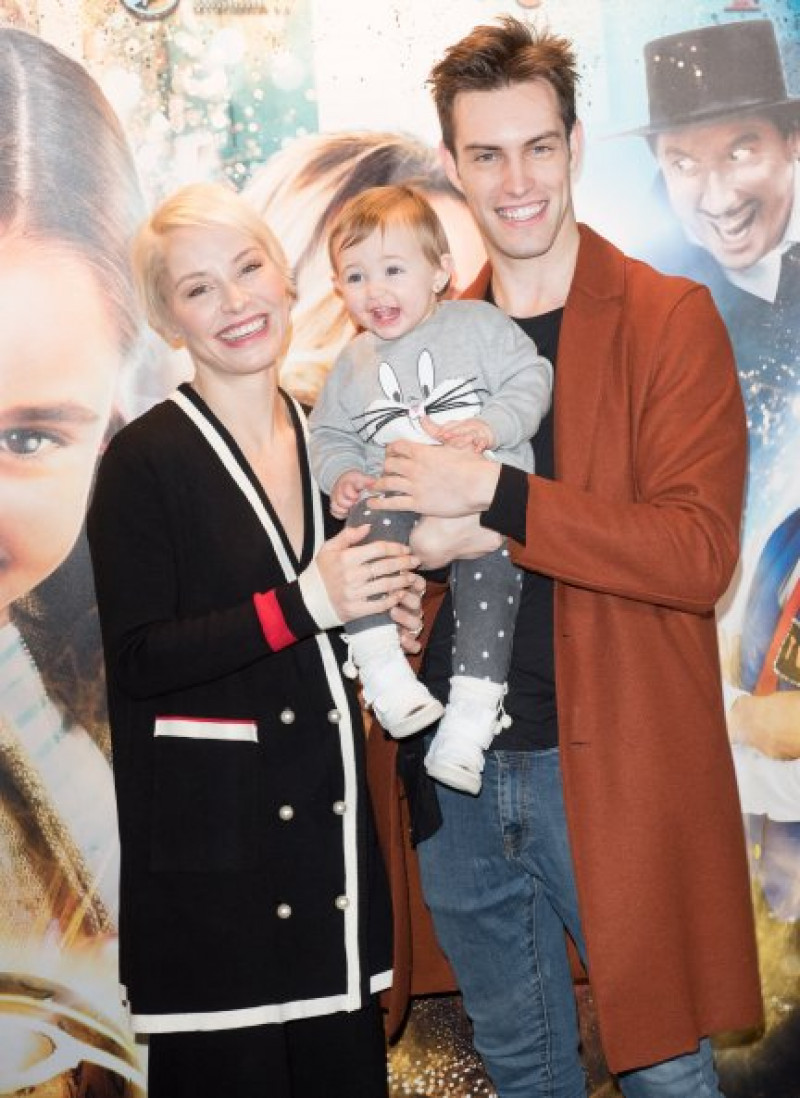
left=375, top=284, right=746, bottom=615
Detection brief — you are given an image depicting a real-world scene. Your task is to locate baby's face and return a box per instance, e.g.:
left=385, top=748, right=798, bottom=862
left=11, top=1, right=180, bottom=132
left=334, top=223, right=450, bottom=341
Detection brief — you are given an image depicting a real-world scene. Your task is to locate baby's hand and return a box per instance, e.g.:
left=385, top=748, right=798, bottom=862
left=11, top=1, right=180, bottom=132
left=330, top=470, right=375, bottom=519
left=435, top=417, right=495, bottom=453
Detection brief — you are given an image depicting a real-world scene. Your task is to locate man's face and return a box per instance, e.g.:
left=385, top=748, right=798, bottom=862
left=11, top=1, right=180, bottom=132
left=442, top=80, right=581, bottom=268
left=655, top=115, right=799, bottom=271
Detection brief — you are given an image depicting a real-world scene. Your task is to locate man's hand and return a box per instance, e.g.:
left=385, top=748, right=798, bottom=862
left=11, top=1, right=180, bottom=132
left=330, top=469, right=375, bottom=520
left=411, top=515, right=503, bottom=570
left=372, top=439, right=501, bottom=517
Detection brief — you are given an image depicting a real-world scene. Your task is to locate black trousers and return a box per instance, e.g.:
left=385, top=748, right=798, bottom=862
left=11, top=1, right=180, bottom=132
left=147, top=999, right=389, bottom=1098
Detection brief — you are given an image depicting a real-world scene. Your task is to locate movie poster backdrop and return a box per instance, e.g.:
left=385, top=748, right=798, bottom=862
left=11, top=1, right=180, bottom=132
left=0, top=0, right=797, bottom=1093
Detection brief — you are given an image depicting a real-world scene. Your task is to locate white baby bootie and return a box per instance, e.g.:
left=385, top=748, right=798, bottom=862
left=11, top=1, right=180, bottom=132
left=343, top=624, right=444, bottom=738
left=424, top=676, right=512, bottom=795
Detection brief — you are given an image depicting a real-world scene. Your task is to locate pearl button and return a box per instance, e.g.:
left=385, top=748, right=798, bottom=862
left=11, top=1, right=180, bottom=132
left=332, top=800, right=346, bottom=816
left=276, top=903, right=292, bottom=919
left=280, top=708, right=295, bottom=725
left=327, top=709, right=341, bottom=724
left=335, top=895, right=350, bottom=911
left=278, top=805, right=294, bottom=821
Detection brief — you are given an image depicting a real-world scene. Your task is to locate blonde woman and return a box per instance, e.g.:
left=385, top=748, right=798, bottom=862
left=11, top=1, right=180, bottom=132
left=88, top=182, right=423, bottom=1098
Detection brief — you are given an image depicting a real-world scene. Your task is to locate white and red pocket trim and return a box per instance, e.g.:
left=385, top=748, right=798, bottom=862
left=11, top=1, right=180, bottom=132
left=154, top=717, right=258, bottom=742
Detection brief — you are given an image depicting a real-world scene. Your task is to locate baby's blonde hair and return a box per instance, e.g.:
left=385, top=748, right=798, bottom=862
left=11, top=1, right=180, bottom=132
left=328, top=184, right=451, bottom=278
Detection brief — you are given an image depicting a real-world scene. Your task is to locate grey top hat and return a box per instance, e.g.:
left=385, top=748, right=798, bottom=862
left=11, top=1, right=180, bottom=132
left=632, top=20, right=800, bottom=136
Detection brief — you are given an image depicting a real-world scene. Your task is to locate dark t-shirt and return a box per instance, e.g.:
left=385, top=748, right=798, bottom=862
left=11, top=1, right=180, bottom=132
left=422, top=308, right=563, bottom=750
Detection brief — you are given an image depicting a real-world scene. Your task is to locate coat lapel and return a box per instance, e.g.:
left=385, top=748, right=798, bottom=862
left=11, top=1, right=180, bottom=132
left=557, top=226, right=625, bottom=487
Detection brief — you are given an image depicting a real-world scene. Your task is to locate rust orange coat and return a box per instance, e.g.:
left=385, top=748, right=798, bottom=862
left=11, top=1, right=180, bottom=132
left=369, top=225, right=763, bottom=1072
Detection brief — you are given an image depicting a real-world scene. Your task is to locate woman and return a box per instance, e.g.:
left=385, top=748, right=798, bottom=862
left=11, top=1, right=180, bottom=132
left=87, top=182, right=422, bottom=1097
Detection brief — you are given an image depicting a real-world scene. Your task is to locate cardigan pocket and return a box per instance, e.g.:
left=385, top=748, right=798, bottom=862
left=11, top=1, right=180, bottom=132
left=150, top=717, right=260, bottom=873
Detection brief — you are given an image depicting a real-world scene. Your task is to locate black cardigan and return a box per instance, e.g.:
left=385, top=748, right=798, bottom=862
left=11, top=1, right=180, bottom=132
left=87, top=385, right=391, bottom=1033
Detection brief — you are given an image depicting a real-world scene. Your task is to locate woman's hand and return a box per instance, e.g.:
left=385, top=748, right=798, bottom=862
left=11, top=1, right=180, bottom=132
left=391, top=574, right=426, bottom=655
left=410, top=514, right=503, bottom=570
left=315, top=524, right=419, bottom=623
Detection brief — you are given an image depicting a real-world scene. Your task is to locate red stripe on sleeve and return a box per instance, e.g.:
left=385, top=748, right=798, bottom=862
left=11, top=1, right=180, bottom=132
left=253, top=589, right=297, bottom=651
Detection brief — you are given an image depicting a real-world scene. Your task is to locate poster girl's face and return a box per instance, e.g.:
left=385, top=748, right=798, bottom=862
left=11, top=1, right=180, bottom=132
left=656, top=116, right=799, bottom=272
left=0, top=241, right=118, bottom=624
left=164, top=223, right=292, bottom=383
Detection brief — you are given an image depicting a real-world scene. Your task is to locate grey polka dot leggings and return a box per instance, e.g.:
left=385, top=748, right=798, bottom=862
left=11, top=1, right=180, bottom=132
left=345, top=496, right=521, bottom=683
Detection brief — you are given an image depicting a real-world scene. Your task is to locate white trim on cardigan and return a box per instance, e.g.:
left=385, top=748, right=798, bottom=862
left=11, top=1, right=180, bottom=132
left=131, top=968, right=393, bottom=1033
left=168, top=389, right=364, bottom=1018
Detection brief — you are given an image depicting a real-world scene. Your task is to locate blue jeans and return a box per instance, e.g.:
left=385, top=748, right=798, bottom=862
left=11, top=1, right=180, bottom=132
left=416, top=749, right=724, bottom=1098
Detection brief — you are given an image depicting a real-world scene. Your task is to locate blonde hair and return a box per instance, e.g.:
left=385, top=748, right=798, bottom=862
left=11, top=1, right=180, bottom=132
left=328, top=184, right=450, bottom=276
left=132, top=182, right=294, bottom=338
left=244, top=131, right=467, bottom=403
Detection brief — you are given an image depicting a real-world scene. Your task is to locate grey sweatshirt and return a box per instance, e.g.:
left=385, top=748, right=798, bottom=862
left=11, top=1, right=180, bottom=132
left=309, top=299, right=552, bottom=491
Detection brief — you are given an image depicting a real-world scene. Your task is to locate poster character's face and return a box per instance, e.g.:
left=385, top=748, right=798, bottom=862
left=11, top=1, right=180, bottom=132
left=443, top=80, right=582, bottom=266
left=656, top=116, right=799, bottom=272
left=165, top=223, right=292, bottom=381
left=0, top=243, right=119, bottom=623
left=334, top=223, right=451, bottom=340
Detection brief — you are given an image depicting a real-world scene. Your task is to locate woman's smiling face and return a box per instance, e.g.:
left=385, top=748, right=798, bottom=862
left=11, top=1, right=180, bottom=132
left=162, top=223, right=292, bottom=383
left=0, top=241, right=119, bottom=623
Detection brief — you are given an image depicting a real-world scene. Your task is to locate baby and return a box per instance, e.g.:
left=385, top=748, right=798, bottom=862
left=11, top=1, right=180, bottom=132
left=309, top=185, right=552, bottom=794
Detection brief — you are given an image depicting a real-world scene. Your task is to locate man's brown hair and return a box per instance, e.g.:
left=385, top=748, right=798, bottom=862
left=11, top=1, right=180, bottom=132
left=429, top=16, right=579, bottom=155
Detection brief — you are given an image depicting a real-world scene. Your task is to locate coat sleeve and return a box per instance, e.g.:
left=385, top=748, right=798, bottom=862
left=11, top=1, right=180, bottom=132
left=495, top=285, right=747, bottom=614
left=87, top=431, right=327, bottom=700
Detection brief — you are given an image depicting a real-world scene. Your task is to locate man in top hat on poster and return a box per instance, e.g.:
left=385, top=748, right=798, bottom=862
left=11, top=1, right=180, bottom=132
left=632, top=19, right=799, bottom=521
left=633, top=18, right=800, bottom=967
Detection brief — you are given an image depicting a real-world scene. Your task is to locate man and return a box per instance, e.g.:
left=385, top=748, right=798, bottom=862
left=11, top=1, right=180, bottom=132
left=373, top=16, right=763, bottom=1097
left=631, top=20, right=800, bottom=529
